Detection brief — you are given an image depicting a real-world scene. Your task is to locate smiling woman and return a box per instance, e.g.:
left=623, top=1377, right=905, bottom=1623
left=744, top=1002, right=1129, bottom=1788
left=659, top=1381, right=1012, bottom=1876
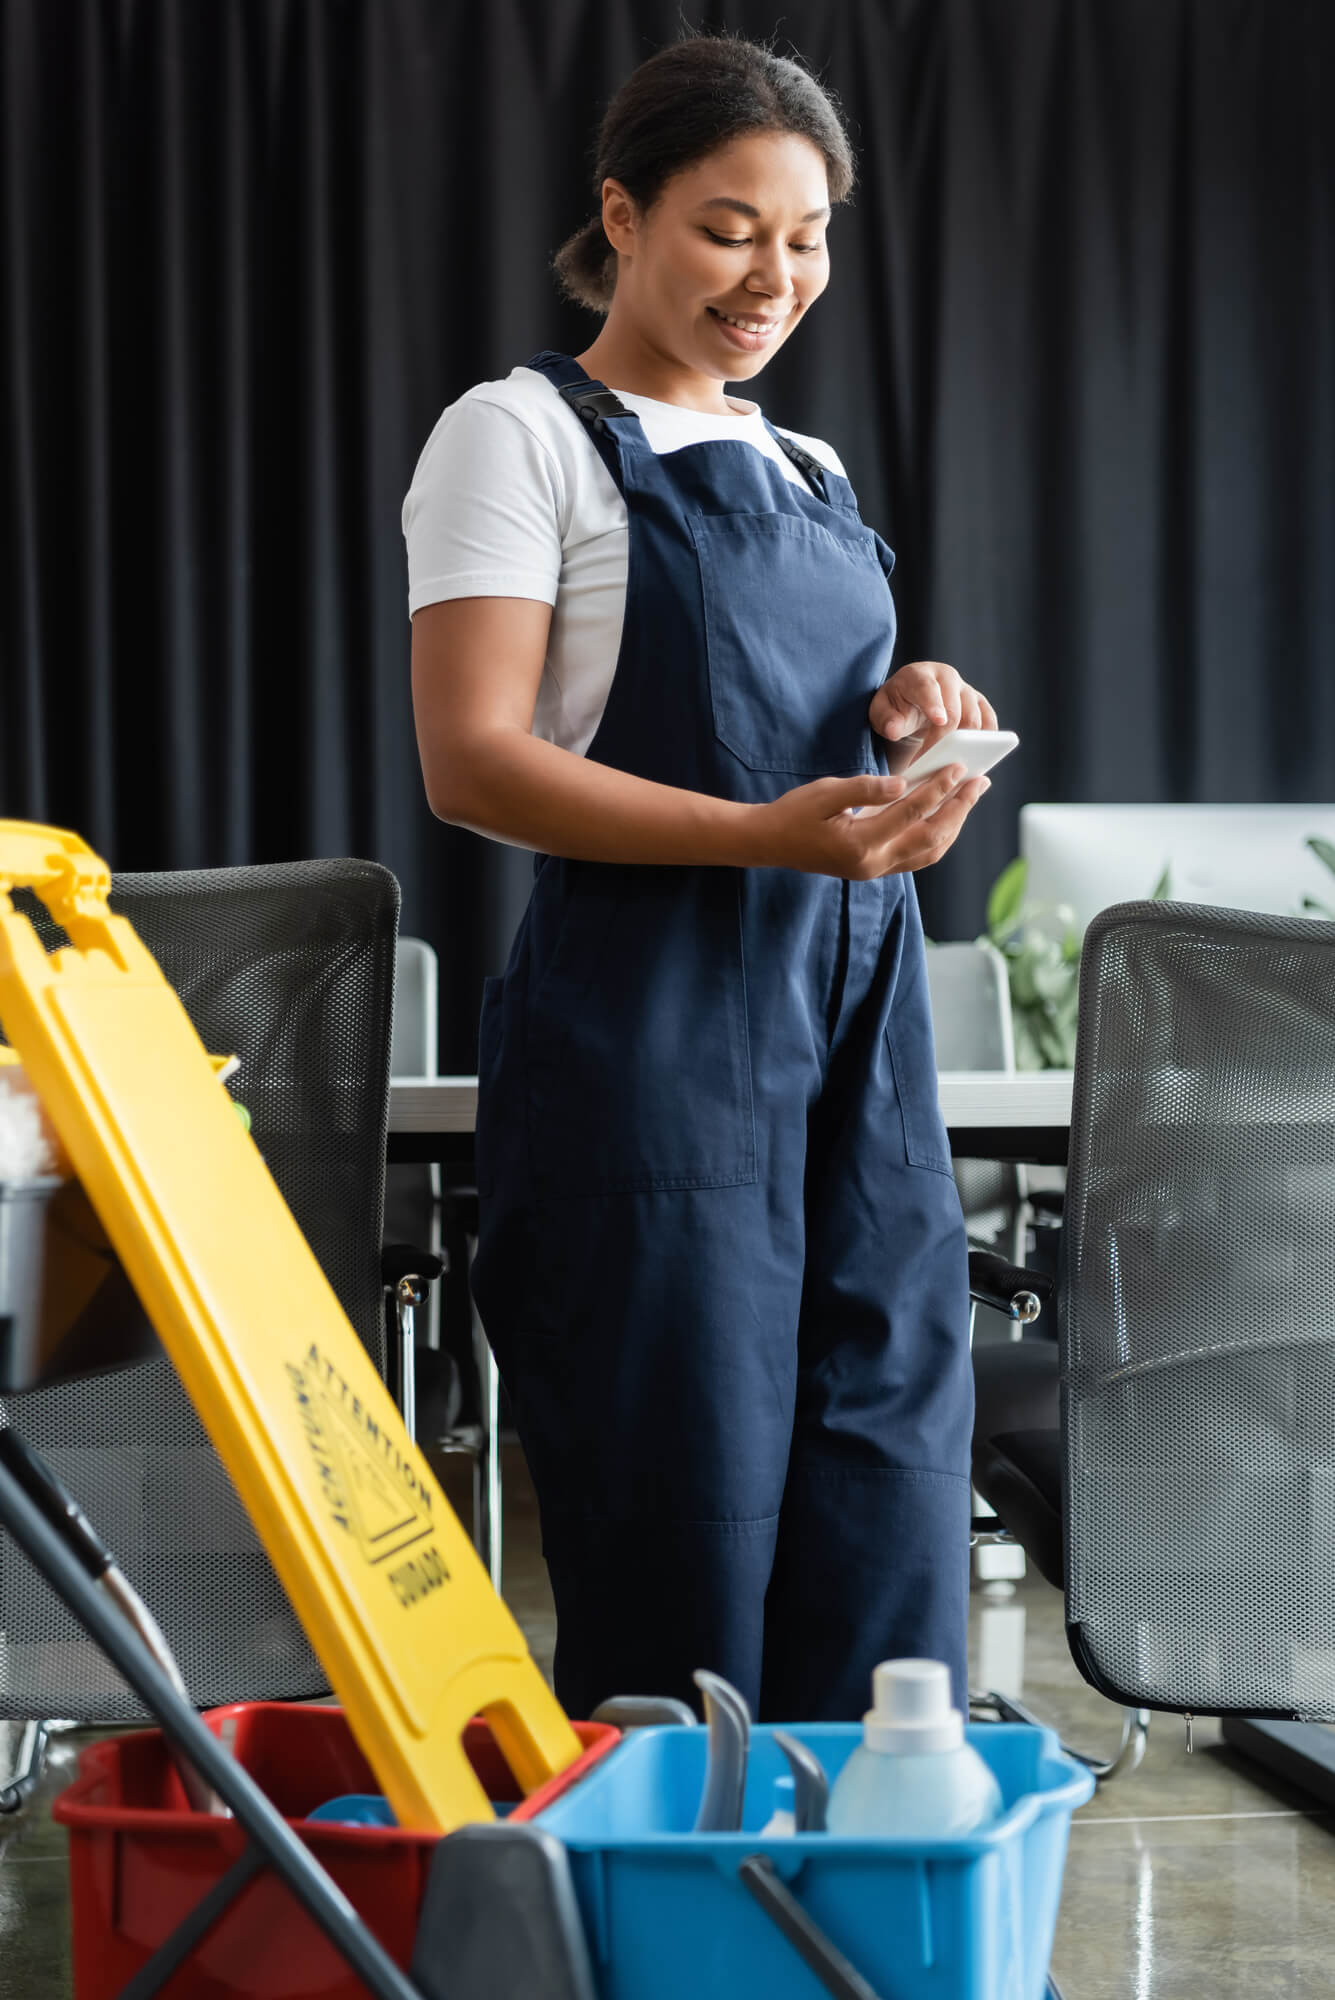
left=551, top=37, right=855, bottom=408
left=403, top=30, right=998, bottom=1728
left=572, top=133, right=832, bottom=398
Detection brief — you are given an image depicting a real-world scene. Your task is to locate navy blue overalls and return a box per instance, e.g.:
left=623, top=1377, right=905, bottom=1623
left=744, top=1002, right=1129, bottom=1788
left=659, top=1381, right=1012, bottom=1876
left=471, top=350, right=973, bottom=1722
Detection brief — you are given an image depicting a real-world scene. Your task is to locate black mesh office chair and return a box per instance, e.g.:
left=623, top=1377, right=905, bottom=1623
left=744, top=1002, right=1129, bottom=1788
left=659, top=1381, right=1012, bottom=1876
left=0, top=858, right=429, bottom=1801
left=970, top=900, right=1335, bottom=1779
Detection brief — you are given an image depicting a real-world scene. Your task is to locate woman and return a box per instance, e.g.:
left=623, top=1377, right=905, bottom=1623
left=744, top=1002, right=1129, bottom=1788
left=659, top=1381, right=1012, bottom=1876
left=405, top=35, right=996, bottom=1722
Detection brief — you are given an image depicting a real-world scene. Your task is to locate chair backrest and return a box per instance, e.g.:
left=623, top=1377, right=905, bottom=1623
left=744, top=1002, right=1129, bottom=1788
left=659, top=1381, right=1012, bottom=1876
left=390, top=936, right=439, bottom=1080
left=926, top=941, right=1017, bottom=1223
left=384, top=935, right=442, bottom=1254
left=925, top=941, right=1015, bottom=1072
left=1061, top=900, right=1335, bottom=1718
left=0, top=858, right=399, bottom=1719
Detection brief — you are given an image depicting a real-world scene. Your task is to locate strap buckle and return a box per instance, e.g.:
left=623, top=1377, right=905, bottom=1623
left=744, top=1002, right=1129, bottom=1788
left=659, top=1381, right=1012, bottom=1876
left=560, top=384, right=631, bottom=433
left=777, top=439, right=828, bottom=501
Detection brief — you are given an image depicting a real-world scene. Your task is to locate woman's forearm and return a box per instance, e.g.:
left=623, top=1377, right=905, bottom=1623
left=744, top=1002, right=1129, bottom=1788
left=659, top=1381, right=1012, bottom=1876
left=428, top=724, right=767, bottom=867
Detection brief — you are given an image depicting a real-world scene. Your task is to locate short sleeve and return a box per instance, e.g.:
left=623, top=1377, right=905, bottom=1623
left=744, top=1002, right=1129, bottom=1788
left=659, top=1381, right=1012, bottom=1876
left=402, top=393, right=567, bottom=617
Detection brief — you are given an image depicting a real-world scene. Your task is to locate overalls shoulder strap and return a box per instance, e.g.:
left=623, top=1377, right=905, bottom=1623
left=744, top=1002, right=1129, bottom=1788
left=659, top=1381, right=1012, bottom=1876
left=761, top=416, right=896, bottom=575
left=525, top=349, right=642, bottom=492
left=761, top=421, right=831, bottom=503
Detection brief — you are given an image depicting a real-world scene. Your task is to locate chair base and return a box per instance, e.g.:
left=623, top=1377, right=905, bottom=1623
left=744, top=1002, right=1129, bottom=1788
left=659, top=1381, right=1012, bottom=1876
left=0, top=1718, right=49, bottom=1814
left=970, top=1685, right=1150, bottom=1784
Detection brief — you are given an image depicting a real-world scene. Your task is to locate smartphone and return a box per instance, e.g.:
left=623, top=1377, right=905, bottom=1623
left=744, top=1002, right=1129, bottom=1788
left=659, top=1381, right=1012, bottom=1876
left=887, top=726, right=1019, bottom=789
left=845, top=725, right=1019, bottom=818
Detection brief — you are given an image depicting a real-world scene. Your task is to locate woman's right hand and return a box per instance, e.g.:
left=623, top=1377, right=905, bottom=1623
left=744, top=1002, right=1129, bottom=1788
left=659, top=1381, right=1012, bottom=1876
left=751, top=765, right=990, bottom=879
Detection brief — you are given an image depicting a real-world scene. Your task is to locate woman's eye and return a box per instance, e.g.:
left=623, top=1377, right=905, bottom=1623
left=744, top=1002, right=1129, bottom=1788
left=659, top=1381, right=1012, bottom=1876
left=704, top=229, right=822, bottom=254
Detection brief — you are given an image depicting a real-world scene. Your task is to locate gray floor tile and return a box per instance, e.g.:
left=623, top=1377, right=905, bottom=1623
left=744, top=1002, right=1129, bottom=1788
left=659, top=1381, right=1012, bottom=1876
left=1054, top=1811, right=1335, bottom=1998
left=972, top=1564, right=1335, bottom=1997
left=0, top=1807, right=74, bottom=2000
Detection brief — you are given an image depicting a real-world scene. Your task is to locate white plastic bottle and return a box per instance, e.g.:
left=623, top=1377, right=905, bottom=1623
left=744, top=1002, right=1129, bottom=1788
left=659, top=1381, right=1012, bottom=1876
left=826, top=1659, right=1003, bottom=1838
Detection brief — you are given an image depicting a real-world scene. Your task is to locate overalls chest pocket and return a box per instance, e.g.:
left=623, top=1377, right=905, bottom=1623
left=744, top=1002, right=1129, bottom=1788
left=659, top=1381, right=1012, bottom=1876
left=690, top=511, right=896, bottom=779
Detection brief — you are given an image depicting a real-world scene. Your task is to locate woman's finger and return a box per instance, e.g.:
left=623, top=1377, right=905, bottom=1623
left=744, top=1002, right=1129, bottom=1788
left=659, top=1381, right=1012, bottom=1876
left=903, top=665, right=965, bottom=753
left=889, top=776, right=990, bottom=865
left=958, top=685, right=984, bottom=730
left=896, top=661, right=952, bottom=725
left=819, top=772, right=907, bottom=817
left=906, top=662, right=949, bottom=720
left=836, top=763, right=959, bottom=848
left=883, top=763, right=968, bottom=827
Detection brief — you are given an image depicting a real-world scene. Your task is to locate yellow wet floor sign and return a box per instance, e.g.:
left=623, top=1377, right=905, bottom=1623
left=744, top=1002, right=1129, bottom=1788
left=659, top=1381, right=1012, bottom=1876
left=0, top=822, right=582, bottom=1830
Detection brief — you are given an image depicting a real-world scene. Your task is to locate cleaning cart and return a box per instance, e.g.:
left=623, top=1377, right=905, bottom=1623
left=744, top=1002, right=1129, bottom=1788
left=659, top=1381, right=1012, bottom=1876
left=0, top=820, right=1090, bottom=1999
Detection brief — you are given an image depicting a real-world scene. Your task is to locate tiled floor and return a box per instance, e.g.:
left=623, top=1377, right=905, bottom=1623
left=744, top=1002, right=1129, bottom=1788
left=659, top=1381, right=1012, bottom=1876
left=976, top=1580, right=1335, bottom=1997
left=3, top=1442, right=1334, bottom=1997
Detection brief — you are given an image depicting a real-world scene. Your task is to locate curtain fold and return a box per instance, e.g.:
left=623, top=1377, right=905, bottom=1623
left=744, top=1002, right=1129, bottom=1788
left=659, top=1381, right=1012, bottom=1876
left=3, top=0, right=1332, bottom=1065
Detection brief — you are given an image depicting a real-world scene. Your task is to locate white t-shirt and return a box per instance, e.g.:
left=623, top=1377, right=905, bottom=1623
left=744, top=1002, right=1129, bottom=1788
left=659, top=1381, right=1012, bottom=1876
left=402, top=364, right=847, bottom=758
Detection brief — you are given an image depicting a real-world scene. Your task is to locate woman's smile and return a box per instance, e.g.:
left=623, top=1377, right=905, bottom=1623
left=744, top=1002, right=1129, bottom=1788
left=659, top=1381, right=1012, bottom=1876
left=706, top=303, right=794, bottom=350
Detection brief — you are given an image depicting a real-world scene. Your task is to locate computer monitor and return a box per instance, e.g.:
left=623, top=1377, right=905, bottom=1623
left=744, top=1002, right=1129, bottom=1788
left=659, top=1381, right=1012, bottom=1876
left=1019, top=805, right=1335, bottom=933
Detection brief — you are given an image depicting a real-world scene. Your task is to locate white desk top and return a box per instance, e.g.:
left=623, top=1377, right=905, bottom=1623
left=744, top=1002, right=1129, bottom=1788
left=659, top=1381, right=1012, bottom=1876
left=387, top=1070, right=1075, bottom=1136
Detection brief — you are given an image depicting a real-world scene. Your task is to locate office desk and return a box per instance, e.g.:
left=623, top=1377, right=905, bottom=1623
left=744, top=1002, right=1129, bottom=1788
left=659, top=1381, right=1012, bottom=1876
left=385, top=1068, right=1075, bottom=1168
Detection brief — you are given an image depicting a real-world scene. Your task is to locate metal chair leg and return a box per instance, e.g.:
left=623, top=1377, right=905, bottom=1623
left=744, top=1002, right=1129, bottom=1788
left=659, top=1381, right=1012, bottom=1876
left=972, top=1685, right=1150, bottom=1784
left=393, top=1279, right=423, bottom=1442
left=471, top=1308, right=502, bottom=1597
left=0, top=1719, right=49, bottom=1814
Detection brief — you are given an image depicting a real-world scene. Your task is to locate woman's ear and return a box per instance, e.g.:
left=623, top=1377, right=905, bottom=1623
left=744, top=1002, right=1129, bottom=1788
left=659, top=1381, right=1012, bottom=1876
left=599, top=178, right=638, bottom=256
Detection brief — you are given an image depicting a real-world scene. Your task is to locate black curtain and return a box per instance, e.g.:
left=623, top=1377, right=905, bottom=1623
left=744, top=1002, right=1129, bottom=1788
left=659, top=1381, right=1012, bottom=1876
left=3, top=0, right=1332, bottom=1067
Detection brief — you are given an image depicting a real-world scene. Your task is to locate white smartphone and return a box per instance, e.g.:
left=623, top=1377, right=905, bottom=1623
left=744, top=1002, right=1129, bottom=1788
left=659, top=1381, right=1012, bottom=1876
left=846, top=725, right=1019, bottom=817
left=888, top=726, right=1019, bottom=789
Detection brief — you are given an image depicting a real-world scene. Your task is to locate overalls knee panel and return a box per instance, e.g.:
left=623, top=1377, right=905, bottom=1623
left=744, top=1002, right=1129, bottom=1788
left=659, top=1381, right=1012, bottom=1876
left=471, top=351, right=973, bottom=1721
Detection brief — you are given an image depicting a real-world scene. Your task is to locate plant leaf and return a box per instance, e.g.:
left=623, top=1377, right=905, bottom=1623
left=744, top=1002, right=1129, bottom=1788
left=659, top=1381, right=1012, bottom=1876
left=1149, top=863, right=1172, bottom=901
left=1008, top=957, right=1039, bottom=1007
left=1035, top=1016, right=1069, bottom=1067
left=986, top=857, right=1029, bottom=939
left=1012, top=1015, right=1045, bottom=1072
left=1307, top=836, right=1335, bottom=880
left=1031, top=956, right=1077, bottom=1004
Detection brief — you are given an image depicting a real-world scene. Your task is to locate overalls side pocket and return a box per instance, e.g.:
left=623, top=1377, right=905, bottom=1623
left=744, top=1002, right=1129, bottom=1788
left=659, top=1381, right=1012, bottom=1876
left=524, top=862, right=757, bottom=1196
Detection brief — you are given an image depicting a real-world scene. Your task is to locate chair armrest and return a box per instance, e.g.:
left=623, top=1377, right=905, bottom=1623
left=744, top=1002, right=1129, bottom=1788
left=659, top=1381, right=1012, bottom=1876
left=968, top=1249, right=1054, bottom=1323
left=381, top=1242, right=446, bottom=1288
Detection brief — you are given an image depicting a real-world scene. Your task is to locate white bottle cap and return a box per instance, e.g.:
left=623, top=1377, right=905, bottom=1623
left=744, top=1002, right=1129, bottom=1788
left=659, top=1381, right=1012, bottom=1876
left=862, top=1658, right=964, bottom=1754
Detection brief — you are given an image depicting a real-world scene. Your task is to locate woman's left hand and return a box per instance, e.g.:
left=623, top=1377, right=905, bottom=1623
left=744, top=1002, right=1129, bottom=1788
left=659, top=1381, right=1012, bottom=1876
left=868, top=660, right=998, bottom=751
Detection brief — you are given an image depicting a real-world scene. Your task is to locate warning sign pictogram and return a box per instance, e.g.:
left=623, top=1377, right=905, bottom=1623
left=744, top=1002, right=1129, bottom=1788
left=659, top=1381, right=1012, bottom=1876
left=289, top=1341, right=434, bottom=1566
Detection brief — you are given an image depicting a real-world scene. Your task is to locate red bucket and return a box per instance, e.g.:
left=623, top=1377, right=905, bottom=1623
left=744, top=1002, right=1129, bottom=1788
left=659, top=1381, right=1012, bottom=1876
left=52, top=1702, right=619, bottom=2000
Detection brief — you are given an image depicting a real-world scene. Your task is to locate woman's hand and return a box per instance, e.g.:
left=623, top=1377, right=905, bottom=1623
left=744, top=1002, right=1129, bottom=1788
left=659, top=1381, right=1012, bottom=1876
left=751, top=765, right=991, bottom=880
left=868, top=660, right=998, bottom=753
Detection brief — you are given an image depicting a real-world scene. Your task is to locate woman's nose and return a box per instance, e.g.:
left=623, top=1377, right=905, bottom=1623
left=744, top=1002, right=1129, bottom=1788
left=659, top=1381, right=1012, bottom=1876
left=746, top=250, right=796, bottom=302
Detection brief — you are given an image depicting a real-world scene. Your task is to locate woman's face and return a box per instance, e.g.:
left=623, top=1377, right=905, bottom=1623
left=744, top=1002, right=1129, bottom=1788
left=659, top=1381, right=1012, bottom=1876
left=602, top=132, right=832, bottom=386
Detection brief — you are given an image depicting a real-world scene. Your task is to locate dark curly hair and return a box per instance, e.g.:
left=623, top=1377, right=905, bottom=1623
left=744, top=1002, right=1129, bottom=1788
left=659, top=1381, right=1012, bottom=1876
left=554, top=34, right=855, bottom=313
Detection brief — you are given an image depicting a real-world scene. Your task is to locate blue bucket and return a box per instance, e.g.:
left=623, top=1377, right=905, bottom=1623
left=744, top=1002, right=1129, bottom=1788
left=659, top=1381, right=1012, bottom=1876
left=535, top=1721, right=1093, bottom=2000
